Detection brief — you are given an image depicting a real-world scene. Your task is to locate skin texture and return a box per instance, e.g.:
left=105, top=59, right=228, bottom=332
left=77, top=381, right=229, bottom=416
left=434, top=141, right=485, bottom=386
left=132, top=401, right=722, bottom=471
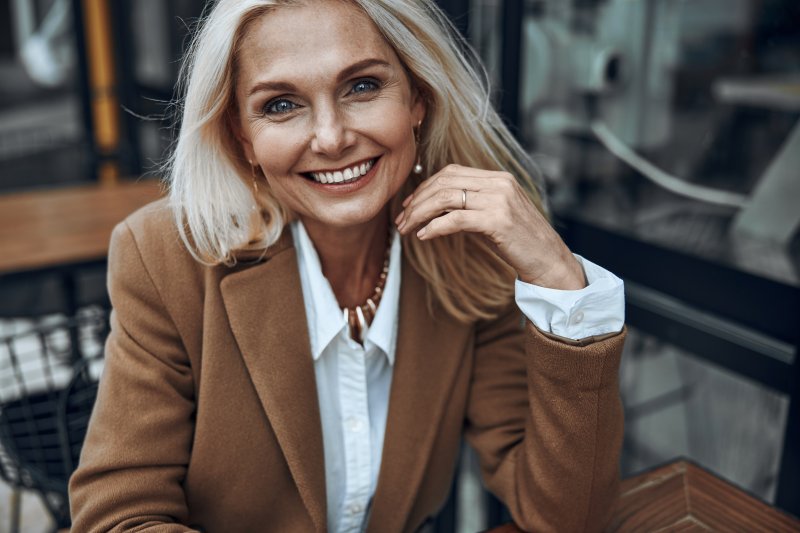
left=234, top=0, right=585, bottom=308
left=234, top=1, right=424, bottom=306
left=396, top=165, right=586, bottom=289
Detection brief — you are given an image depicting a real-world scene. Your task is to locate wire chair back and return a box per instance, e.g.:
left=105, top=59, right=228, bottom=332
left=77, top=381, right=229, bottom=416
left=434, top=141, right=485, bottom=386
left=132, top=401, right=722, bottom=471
left=0, top=307, right=108, bottom=529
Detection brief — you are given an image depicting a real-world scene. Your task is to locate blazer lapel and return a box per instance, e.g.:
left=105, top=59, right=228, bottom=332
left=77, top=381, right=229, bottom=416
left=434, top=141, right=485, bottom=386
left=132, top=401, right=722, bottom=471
left=367, top=256, right=472, bottom=532
left=220, top=233, right=326, bottom=532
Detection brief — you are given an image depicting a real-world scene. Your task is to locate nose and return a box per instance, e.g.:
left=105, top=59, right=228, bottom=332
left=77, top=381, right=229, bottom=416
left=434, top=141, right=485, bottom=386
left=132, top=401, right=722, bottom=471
left=310, top=105, right=354, bottom=157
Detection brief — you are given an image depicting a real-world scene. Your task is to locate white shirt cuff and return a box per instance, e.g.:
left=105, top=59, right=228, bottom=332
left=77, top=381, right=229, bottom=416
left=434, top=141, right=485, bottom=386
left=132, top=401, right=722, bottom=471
left=514, top=254, right=625, bottom=340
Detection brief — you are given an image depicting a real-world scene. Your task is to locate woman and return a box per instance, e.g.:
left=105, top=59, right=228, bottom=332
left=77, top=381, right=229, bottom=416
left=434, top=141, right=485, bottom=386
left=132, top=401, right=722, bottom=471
left=69, top=0, right=626, bottom=531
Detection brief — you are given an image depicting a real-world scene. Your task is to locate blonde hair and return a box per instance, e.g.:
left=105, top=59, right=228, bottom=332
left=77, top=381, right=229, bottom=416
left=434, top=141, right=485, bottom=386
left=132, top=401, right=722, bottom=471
left=167, top=0, right=546, bottom=323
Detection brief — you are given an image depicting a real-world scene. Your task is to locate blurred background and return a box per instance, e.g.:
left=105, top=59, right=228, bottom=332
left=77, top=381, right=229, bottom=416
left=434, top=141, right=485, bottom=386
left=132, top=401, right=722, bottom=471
left=0, top=0, right=797, bottom=531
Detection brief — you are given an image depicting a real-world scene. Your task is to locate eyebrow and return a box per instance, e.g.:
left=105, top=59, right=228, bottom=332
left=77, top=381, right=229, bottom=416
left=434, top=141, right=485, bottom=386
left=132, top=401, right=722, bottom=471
left=337, top=58, right=392, bottom=83
left=247, top=58, right=393, bottom=97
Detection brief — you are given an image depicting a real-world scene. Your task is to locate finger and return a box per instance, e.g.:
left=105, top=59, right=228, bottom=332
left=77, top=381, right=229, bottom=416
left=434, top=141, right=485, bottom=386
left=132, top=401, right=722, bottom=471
left=425, top=164, right=503, bottom=186
left=416, top=209, right=489, bottom=240
left=409, top=177, right=480, bottom=210
left=400, top=189, right=499, bottom=235
left=410, top=165, right=499, bottom=202
left=406, top=166, right=519, bottom=213
left=400, top=176, right=498, bottom=230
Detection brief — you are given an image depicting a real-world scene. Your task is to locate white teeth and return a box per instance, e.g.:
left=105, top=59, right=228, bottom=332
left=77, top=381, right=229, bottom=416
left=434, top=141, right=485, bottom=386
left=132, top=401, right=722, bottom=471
left=310, top=158, right=375, bottom=184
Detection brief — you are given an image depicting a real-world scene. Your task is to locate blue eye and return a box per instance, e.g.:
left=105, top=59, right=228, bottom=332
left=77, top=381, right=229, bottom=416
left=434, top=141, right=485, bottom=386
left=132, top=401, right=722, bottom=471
left=351, top=79, right=379, bottom=94
left=264, top=99, right=298, bottom=115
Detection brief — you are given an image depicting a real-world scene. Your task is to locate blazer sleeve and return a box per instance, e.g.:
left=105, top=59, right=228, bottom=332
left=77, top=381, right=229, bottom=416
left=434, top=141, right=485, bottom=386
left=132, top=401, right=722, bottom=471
left=464, top=304, right=625, bottom=532
left=69, top=222, right=200, bottom=532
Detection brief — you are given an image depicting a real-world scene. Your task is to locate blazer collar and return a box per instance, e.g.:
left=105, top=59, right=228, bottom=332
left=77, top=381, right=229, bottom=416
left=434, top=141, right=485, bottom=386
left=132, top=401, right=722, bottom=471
left=221, top=228, right=327, bottom=532
left=221, top=230, right=470, bottom=533
left=366, top=256, right=470, bottom=532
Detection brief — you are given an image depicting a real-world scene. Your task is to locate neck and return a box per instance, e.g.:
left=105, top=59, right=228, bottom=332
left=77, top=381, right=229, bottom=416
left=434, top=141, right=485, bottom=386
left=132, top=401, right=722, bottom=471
left=301, top=209, right=390, bottom=309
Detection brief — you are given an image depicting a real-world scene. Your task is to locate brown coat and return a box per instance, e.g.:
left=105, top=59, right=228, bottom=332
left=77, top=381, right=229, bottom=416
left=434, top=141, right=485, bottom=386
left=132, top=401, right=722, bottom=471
left=68, top=199, right=625, bottom=532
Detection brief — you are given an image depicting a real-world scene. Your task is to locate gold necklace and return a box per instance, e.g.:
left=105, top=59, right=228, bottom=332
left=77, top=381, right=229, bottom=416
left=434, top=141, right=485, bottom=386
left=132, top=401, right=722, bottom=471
left=342, top=235, right=391, bottom=344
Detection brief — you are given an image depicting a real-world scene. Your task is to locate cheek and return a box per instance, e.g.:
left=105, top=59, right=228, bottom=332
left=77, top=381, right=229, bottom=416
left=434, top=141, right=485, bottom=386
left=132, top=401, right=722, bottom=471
left=262, top=172, right=309, bottom=217
left=363, top=107, right=416, bottom=162
left=251, top=128, right=306, bottom=177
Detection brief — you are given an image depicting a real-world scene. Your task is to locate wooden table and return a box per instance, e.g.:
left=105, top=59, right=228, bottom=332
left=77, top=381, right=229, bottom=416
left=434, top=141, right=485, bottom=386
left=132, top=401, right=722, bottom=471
left=0, top=180, right=163, bottom=275
left=489, top=459, right=800, bottom=532
left=0, top=180, right=163, bottom=316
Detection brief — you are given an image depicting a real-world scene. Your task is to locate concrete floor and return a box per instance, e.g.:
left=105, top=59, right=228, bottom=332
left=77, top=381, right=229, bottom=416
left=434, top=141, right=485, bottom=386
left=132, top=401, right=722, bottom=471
left=0, top=482, right=53, bottom=533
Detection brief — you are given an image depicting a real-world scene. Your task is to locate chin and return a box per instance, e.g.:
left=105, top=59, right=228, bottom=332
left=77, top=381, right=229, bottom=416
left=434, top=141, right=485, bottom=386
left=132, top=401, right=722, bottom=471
left=333, top=207, right=388, bottom=228
left=305, top=200, right=391, bottom=230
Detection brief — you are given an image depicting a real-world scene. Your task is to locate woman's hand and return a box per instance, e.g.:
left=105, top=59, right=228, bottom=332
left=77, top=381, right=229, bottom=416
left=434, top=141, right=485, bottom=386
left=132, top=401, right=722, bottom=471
left=395, top=164, right=586, bottom=290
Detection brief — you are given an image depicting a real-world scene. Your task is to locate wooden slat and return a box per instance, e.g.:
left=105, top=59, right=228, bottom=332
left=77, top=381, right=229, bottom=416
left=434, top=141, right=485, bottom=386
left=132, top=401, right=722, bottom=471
left=611, top=460, right=799, bottom=532
left=0, top=180, right=163, bottom=274
left=686, top=462, right=799, bottom=532
left=486, top=459, right=800, bottom=532
left=609, top=464, right=691, bottom=531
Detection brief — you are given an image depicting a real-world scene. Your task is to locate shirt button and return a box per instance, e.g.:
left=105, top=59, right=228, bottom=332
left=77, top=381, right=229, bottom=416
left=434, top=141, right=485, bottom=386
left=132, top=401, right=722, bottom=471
left=347, top=417, right=364, bottom=432
left=349, top=503, right=363, bottom=515
left=572, top=310, right=585, bottom=325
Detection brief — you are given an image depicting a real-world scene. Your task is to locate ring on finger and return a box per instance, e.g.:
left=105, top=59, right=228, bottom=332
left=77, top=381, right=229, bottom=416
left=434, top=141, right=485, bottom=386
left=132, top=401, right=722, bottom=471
left=461, top=189, right=467, bottom=210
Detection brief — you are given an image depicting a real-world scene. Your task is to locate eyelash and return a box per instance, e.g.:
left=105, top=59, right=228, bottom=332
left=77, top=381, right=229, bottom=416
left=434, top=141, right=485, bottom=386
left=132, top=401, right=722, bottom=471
left=261, top=78, right=381, bottom=116
left=350, top=78, right=380, bottom=94
left=263, top=99, right=297, bottom=115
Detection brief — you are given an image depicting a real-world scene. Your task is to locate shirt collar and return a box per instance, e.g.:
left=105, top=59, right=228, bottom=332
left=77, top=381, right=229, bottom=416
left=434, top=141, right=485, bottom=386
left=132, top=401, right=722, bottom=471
left=364, top=229, right=400, bottom=365
left=290, top=221, right=400, bottom=365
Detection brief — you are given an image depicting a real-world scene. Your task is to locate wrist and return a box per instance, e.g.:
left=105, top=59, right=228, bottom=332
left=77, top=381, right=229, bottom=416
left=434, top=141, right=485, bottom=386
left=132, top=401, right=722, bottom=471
left=520, top=254, right=586, bottom=290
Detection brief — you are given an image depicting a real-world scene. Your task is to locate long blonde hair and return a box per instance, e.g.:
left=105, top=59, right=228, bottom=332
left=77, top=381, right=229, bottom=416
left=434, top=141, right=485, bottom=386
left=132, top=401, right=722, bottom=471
left=167, top=0, right=546, bottom=322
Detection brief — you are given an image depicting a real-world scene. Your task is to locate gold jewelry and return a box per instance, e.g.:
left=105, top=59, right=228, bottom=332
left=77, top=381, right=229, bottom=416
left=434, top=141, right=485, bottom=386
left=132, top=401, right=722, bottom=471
left=249, top=160, right=258, bottom=195
left=413, top=120, right=423, bottom=174
left=343, top=232, right=392, bottom=343
left=461, top=189, right=467, bottom=210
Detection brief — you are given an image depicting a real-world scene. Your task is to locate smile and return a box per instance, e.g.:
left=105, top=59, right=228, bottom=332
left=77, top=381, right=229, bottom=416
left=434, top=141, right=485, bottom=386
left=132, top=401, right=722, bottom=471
left=306, top=158, right=377, bottom=185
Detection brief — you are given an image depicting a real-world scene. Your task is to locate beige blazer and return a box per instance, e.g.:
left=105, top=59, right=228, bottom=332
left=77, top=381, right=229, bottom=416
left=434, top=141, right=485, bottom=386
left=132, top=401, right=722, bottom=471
left=68, top=199, right=625, bottom=533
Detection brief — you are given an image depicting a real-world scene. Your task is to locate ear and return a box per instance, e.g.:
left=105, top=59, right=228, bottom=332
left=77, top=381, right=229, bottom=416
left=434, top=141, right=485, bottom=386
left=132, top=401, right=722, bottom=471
left=227, top=106, right=257, bottom=163
left=411, top=89, right=427, bottom=128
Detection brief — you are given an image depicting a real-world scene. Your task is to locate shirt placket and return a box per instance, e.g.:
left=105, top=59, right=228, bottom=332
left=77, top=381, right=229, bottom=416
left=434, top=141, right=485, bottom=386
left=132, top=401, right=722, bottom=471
left=337, top=337, right=372, bottom=532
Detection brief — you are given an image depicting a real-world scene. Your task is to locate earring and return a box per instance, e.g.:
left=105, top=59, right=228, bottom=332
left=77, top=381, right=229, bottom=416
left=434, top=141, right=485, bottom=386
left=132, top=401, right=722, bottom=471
left=249, top=160, right=258, bottom=195
left=249, top=160, right=259, bottom=212
left=413, top=121, right=423, bottom=174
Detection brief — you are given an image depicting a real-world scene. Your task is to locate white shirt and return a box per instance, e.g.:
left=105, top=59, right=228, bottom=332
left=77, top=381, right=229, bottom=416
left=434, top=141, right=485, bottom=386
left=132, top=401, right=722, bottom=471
left=290, top=221, right=624, bottom=533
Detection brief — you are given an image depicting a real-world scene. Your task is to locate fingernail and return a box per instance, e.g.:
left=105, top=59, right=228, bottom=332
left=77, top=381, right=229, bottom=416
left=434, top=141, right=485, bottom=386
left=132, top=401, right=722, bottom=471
left=416, top=227, right=426, bottom=238
left=395, top=212, right=404, bottom=225
left=402, top=194, right=413, bottom=207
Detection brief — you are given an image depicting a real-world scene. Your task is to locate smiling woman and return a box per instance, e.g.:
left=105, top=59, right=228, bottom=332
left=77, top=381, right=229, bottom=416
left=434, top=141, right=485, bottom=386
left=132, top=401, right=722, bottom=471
left=68, top=1, right=627, bottom=532
left=233, top=3, right=423, bottom=243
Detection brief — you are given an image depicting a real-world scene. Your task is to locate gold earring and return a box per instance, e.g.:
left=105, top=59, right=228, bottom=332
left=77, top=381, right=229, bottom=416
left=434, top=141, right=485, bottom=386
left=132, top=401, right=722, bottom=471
left=249, top=160, right=260, bottom=212
left=249, top=160, right=259, bottom=195
left=413, top=121, right=423, bottom=174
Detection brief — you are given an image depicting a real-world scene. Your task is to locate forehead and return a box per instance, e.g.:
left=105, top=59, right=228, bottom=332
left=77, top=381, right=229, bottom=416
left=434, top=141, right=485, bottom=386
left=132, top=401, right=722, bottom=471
left=237, top=1, right=400, bottom=83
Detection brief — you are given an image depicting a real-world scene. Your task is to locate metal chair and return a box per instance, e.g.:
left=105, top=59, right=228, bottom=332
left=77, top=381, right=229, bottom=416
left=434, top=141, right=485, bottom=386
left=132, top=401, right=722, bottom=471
left=0, top=307, right=108, bottom=532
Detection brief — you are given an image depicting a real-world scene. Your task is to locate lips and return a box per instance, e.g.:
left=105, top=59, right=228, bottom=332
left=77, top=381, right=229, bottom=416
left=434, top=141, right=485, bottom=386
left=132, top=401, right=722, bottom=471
left=305, top=158, right=377, bottom=185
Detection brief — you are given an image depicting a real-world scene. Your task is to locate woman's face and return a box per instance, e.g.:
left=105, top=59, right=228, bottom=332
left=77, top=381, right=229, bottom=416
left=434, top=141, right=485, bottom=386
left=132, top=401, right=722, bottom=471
left=234, top=0, right=425, bottom=230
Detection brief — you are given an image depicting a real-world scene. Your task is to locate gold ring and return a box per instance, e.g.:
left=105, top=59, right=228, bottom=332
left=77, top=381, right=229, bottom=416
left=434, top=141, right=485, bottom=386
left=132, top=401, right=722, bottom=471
left=461, top=189, right=467, bottom=210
